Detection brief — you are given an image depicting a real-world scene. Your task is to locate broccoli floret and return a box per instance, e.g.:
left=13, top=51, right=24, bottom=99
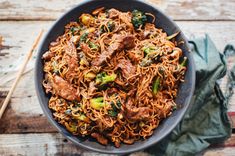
left=80, top=32, right=88, bottom=43
left=90, top=97, right=107, bottom=110
left=95, top=72, right=117, bottom=85
left=108, top=100, right=121, bottom=117
left=132, top=10, right=147, bottom=28
left=70, top=26, right=81, bottom=35
left=100, top=21, right=115, bottom=33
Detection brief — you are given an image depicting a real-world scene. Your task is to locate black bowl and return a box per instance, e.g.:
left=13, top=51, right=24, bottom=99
left=35, top=0, right=195, bottom=154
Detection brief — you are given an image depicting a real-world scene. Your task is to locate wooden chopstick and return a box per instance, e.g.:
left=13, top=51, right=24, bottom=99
left=0, top=30, right=44, bottom=119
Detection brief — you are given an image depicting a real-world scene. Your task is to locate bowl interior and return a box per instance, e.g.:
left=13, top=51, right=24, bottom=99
left=35, top=0, right=195, bottom=154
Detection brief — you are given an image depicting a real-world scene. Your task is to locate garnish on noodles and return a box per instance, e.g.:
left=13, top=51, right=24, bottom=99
left=42, top=8, right=187, bottom=147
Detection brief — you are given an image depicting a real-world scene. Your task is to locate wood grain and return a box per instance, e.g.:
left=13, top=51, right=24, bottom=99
left=0, top=133, right=85, bottom=156
left=200, top=147, right=235, bottom=156
left=0, top=133, right=234, bottom=156
left=0, top=0, right=235, bottom=21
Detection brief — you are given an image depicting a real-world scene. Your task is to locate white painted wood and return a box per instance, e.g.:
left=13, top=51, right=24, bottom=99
left=200, top=147, right=235, bottom=156
left=0, top=0, right=234, bottom=21
left=0, top=133, right=234, bottom=156
left=0, top=133, right=115, bottom=156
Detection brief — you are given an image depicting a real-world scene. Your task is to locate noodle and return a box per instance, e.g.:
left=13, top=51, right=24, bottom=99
left=42, top=8, right=186, bottom=147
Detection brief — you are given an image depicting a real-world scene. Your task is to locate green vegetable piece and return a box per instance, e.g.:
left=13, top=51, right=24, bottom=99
left=107, top=21, right=115, bottom=32
left=72, top=112, right=88, bottom=122
left=142, top=46, right=156, bottom=54
left=100, top=21, right=115, bottom=33
left=80, top=32, right=88, bottom=43
left=108, top=99, right=121, bottom=117
left=152, top=77, right=160, bottom=95
left=95, top=72, right=117, bottom=85
left=166, top=32, right=179, bottom=40
left=172, top=105, right=177, bottom=111
left=108, top=110, right=118, bottom=117
left=131, top=10, right=147, bottom=28
left=180, top=57, right=187, bottom=67
left=70, top=26, right=81, bottom=35
left=78, top=114, right=87, bottom=121
left=90, top=97, right=107, bottom=110
left=65, top=122, right=77, bottom=133
left=88, top=42, right=98, bottom=50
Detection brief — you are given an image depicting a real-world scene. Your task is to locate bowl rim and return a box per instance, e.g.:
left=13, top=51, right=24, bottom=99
left=35, top=0, right=196, bottom=154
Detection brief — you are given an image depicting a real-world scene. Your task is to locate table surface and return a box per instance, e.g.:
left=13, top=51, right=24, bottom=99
left=0, top=0, right=235, bottom=155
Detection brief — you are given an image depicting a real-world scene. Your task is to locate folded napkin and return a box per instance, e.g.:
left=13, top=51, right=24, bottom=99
left=144, top=35, right=234, bottom=156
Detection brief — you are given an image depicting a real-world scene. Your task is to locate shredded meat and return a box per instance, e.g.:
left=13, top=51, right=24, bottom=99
left=119, top=12, right=134, bottom=29
left=123, top=138, right=135, bottom=144
left=123, top=35, right=135, bottom=49
left=124, top=99, right=153, bottom=121
left=49, top=41, right=60, bottom=47
left=117, top=59, right=136, bottom=79
left=127, top=51, right=141, bottom=63
left=64, top=54, right=78, bottom=70
left=88, top=81, right=97, bottom=95
left=63, top=54, right=78, bottom=81
left=96, top=116, right=114, bottom=131
left=42, top=51, right=54, bottom=60
left=155, top=101, right=173, bottom=119
left=91, top=35, right=123, bottom=66
left=107, top=87, right=118, bottom=95
left=43, top=74, right=53, bottom=93
left=91, top=133, right=108, bottom=145
left=51, top=75, right=79, bottom=101
left=80, top=43, right=94, bottom=58
left=108, top=9, right=133, bottom=29
left=115, top=141, right=121, bottom=148
left=92, top=35, right=135, bottom=66
left=108, top=8, right=120, bottom=19
left=64, top=41, right=78, bottom=60
left=62, top=41, right=79, bottom=80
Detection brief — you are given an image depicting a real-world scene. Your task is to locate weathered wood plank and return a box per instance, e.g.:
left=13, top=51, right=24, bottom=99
left=200, top=147, right=235, bottom=156
left=199, top=134, right=235, bottom=156
left=0, top=0, right=235, bottom=21
left=0, top=133, right=86, bottom=156
left=0, top=133, right=234, bottom=156
left=0, top=21, right=235, bottom=133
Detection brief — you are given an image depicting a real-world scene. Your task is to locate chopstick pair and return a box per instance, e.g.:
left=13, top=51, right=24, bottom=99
left=0, top=30, right=44, bottom=119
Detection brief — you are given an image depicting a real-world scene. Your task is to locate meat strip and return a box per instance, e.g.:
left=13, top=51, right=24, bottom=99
left=124, top=99, right=153, bottom=121
left=91, top=133, right=108, bottom=145
left=122, top=35, right=135, bottom=49
left=64, top=41, right=78, bottom=60
left=108, top=8, right=120, bottom=19
left=117, top=59, right=136, bottom=79
left=92, top=35, right=135, bottom=66
left=42, top=51, right=54, bottom=60
left=51, top=75, right=79, bottom=101
left=42, top=41, right=61, bottom=60
left=127, top=51, right=141, bottom=63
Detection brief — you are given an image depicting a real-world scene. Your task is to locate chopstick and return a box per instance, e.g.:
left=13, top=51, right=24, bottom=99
left=0, top=30, right=44, bottom=119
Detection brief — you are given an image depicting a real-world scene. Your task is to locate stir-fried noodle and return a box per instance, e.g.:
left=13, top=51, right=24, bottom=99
left=42, top=8, right=187, bottom=147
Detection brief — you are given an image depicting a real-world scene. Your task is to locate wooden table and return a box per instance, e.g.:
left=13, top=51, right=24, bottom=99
left=0, top=0, right=235, bottom=155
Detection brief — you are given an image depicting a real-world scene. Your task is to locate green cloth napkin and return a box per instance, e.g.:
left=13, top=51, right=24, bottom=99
left=145, top=35, right=234, bottom=156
